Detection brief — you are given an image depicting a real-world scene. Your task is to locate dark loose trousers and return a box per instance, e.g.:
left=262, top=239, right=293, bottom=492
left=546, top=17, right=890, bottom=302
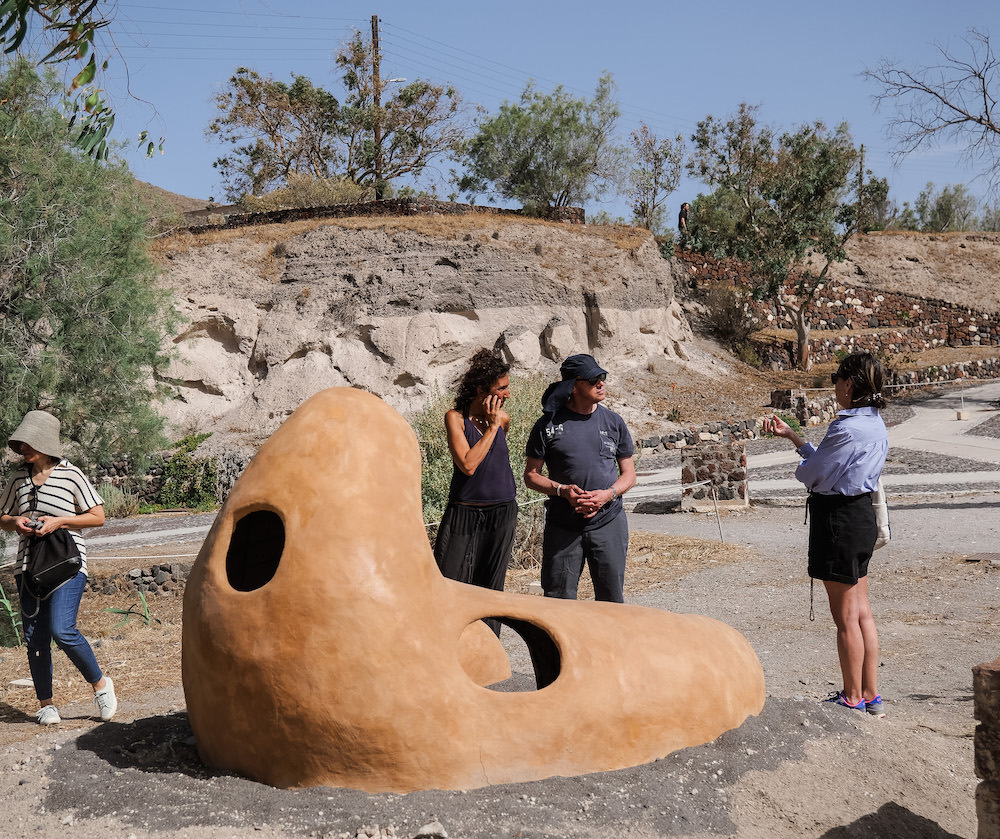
left=541, top=511, right=629, bottom=602
left=433, top=499, right=518, bottom=635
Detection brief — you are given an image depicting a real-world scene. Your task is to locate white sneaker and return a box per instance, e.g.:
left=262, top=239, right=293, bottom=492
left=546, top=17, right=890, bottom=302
left=36, top=705, right=61, bottom=725
left=94, top=676, right=117, bottom=721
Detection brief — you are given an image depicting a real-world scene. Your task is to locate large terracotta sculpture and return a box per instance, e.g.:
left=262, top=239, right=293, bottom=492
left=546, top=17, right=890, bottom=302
left=183, top=388, right=765, bottom=793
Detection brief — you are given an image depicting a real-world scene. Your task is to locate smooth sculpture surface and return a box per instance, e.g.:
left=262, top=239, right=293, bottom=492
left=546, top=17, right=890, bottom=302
left=182, top=387, right=765, bottom=792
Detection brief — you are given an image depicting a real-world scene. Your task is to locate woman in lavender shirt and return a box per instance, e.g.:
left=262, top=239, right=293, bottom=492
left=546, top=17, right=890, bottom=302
left=764, top=353, right=889, bottom=717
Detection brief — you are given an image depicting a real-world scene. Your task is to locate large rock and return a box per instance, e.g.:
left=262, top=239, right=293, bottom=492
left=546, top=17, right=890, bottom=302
left=156, top=219, right=693, bottom=446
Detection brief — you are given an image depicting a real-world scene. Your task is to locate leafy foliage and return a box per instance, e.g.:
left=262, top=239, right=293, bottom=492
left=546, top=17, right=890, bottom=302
left=688, top=102, right=887, bottom=370
left=335, top=29, right=464, bottom=196
left=891, top=181, right=982, bottom=232
left=208, top=69, right=345, bottom=200
left=208, top=30, right=463, bottom=203
left=0, top=577, right=23, bottom=647
left=0, top=2, right=161, bottom=159
left=157, top=433, right=217, bottom=510
left=455, top=72, right=625, bottom=214
left=628, top=124, right=684, bottom=234
left=0, top=58, right=175, bottom=467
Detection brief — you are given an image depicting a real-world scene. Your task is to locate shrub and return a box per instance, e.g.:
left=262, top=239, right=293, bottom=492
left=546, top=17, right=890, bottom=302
left=158, top=433, right=218, bottom=510
left=101, top=483, right=141, bottom=518
left=239, top=173, right=370, bottom=212
left=704, top=280, right=759, bottom=349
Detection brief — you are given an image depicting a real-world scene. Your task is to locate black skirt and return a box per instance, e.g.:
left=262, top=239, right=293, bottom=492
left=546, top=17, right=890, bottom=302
left=807, top=492, right=876, bottom=585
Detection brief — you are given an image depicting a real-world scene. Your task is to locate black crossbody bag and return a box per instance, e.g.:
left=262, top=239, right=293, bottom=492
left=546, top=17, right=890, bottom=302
left=17, top=529, right=82, bottom=618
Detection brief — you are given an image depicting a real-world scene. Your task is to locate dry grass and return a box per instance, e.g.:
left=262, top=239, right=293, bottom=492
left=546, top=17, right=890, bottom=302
left=506, top=530, right=760, bottom=598
left=148, top=212, right=652, bottom=261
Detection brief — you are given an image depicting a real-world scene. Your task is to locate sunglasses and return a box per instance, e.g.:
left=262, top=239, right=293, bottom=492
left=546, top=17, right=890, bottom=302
left=831, top=372, right=848, bottom=385
left=579, top=373, right=607, bottom=386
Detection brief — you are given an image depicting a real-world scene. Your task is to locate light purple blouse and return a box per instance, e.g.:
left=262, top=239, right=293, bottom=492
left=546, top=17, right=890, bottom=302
left=795, top=407, right=888, bottom=496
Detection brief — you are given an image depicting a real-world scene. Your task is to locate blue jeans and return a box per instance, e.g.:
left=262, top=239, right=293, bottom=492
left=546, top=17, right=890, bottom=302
left=20, top=571, right=103, bottom=702
left=541, top=512, right=629, bottom=602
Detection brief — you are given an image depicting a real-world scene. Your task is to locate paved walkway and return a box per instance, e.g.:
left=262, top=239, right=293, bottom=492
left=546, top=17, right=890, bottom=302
left=633, top=380, right=1000, bottom=503
left=4, top=383, right=998, bottom=563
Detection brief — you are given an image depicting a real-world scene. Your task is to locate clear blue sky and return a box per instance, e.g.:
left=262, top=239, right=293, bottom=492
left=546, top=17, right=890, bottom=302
left=77, top=0, right=998, bottom=217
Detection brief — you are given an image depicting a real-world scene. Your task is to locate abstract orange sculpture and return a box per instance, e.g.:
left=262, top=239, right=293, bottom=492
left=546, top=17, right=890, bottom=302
left=182, top=388, right=765, bottom=792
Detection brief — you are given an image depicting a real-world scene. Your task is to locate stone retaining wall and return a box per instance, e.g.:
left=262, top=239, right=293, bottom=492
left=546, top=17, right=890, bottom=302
left=88, top=562, right=192, bottom=597
left=674, top=248, right=1000, bottom=364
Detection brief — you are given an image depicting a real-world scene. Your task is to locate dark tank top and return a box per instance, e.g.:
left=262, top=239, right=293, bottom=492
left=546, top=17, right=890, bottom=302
left=449, top=416, right=517, bottom=504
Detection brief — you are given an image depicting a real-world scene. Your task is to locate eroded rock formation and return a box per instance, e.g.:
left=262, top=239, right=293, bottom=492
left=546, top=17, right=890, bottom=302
left=156, top=219, right=692, bottom=447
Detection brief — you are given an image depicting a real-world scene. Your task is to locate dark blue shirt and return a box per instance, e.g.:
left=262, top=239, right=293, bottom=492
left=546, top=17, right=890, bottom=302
left=526, top=404, right=634, bottom=531
left=448, top=417, right=517, bottom=504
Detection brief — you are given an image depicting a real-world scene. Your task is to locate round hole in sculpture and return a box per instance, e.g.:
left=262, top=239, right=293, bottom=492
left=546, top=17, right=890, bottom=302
left=225, top=509, right=284, bottom=592
left=458, top=617, right=561, bottom=693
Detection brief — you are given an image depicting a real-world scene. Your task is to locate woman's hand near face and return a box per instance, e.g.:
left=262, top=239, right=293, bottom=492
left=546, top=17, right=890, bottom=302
left=482, top=394, right=504, bottom=428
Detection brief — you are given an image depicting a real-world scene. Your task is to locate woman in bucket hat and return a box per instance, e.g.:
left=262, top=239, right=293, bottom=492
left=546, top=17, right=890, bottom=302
left=0, top=410, right=117, bottom=725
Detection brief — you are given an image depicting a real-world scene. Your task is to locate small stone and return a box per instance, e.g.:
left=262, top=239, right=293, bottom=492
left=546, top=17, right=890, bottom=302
left=413, top=821, right=448, bottom=839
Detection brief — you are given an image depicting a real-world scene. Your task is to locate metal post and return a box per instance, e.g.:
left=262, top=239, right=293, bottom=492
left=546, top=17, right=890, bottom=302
left=371, top=14, right=383, bottom=200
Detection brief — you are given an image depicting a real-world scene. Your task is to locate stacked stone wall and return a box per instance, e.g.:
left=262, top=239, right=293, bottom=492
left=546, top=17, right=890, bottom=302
left=674, top=248, right=1000, bottom=364
left=680, top=442, right=749, bottom=510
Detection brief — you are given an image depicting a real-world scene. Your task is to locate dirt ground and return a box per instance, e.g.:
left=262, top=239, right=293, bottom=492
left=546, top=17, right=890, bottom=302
left=0, top=487, right=993, bottom=839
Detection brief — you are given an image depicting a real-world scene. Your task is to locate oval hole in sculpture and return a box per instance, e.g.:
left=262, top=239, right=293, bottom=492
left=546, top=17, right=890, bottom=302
left=487, top=618, right=561, bottom=693
left=226, top=510, right=284, bottom=592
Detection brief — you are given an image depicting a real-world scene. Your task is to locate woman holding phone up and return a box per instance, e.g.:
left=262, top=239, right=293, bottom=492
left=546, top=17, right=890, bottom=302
left=764, top=352, right=889, bottom=717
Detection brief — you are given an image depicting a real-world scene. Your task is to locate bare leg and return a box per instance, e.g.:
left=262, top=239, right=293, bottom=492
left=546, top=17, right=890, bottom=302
left=823, top=579, right=878, bottom=706
left=855, top=576, right=880, bottom=701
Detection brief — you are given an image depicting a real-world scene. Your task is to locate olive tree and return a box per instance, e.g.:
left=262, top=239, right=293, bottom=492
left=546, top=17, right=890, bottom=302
left=455, top=72, right=626, bottom=214
left=628, top=123, right=684, bottom=234
left=688, top=103, right=888, bottom=370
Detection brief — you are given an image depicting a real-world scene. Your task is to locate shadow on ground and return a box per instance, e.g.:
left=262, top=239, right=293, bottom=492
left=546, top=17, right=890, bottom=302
left=45, top=697, right=865, bottom=838
left=820, top=801, right=964, bottom=838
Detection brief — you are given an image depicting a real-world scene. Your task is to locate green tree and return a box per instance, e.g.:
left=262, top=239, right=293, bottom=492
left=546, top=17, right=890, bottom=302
left=866, top=29, right=1000, bottom=195
left=628, top=123, right=684, bottom=233
left=0, top=1, right=161, bottom=159
left=207, top=68, right=344, bottom=201
left=979, top=198, right=1000, bottom=231
left=456, top=72, right=625, bottom=214
left=335, top=29, right=464, bottom=197
left=688, top=103, right=887, bottom=370
left=912, top=181, right=980, bottom=232
left=0, top=58, right=174, bottom=466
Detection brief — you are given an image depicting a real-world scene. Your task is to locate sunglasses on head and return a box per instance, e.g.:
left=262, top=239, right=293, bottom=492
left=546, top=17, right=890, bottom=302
left=579, top=373, right=607, bottom=386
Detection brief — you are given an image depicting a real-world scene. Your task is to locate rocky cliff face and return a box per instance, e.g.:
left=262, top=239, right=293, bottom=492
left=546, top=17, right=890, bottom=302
left=155, top=217, right=693, bottom=449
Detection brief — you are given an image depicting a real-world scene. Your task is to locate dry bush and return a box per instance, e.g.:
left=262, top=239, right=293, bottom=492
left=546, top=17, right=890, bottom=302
left=239, top=174, right=370, bottom=212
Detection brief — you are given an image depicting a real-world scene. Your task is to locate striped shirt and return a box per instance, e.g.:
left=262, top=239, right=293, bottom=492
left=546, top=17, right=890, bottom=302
left=1, top=460, right=104, bottom=576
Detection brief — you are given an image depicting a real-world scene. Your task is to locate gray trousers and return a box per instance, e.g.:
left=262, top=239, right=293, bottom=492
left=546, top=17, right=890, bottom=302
left=541, top=512, right=628, bottom=602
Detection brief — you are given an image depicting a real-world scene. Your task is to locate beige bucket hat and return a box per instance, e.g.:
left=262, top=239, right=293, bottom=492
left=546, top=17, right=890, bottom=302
left=8, top=410, right=62, bottom=459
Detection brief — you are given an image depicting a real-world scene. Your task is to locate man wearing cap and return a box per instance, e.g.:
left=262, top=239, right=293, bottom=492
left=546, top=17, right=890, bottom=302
left=524, top=354, right=636, bottom=602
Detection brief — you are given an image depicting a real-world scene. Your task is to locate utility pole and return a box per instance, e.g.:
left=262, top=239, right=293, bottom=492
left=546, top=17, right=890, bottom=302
left=372, top=14, right=384, bottom=200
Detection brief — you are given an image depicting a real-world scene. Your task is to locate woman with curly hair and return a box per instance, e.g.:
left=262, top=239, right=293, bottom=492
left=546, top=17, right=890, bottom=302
left=764, top=352, right=889, bottom=717
left=433, top=349, right=517, bottom=634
